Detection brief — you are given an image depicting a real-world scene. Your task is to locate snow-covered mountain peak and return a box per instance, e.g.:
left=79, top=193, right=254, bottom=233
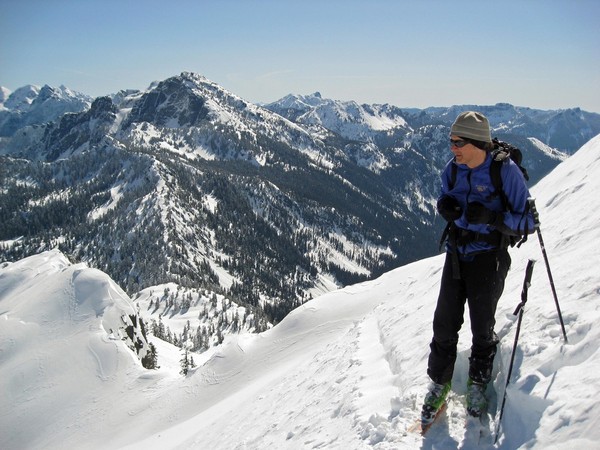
left=0, top=86, right=11, bottom=109
left=116, top=72, right=323, bottom=165
left=0, top=83, right=92, bottom=138
left=266, top=92, right=410, bottom=142
left=275, top=92, right=326, bottom=110
left=2, top=84, right=91, bottom=113
left=122, top=71, right=259, bottom=129
left=2, top=84, right=41, bottom=111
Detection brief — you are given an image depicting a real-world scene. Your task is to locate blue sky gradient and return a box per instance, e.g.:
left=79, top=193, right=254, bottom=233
left=2, top=0, right=599, bottom=112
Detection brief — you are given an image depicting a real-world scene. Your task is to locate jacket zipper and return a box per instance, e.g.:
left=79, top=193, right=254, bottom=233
left=462, top=170, right=473, bottom=254
left=466, top=170, right=473, bottom=203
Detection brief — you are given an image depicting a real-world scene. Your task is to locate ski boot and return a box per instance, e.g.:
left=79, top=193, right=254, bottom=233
left=466, top=378, right=488, bottom=417
left=421, top=381, right=451, bottom=426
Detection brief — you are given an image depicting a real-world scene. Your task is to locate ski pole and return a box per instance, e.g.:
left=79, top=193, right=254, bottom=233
left=495, top=259, right=536, bottom=444
left=527, top=198, right=568, bottom=343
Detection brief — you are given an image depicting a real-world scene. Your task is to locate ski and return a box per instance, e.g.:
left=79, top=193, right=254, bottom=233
left=465, top=410, right=494, bottom=446
left=408, top=402, right=447, bottom=435
left=465, top=415, right=485, bottom=444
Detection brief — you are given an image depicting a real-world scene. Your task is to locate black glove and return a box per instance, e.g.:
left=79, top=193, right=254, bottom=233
left=437, top=196, right=462, bottom=222
left=465, top=202, right=498, bottom=225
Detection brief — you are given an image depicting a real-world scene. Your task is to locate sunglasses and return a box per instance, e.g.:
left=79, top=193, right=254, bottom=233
left=450, top=139, right=470, bottom=148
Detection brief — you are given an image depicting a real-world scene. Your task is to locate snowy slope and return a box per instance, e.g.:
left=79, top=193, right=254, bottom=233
left=1, top=134, right=600, bottom=449
left=0, top=252, right=151, bottom=449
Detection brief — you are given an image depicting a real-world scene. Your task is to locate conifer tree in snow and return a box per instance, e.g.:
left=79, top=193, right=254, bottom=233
left=142, top=342, right=159, bottom=369
left=180, top=349, right=190, bottom=375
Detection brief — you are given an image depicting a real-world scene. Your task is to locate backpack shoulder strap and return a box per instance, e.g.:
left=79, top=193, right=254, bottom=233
left=489, top=148, right=532, bottom=248
left=449, top=159, right=458, bottom=190
left=490, top=149, right=510, bottom=211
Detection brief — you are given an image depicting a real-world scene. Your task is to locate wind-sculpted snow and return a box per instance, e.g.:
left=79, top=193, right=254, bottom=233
left=0, top=250, right=151, bottom=449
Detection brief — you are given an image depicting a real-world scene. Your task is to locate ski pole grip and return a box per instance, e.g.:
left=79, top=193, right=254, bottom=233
left=527, top=197, right=541, bottom=227
left=513, top=259, right=535, bottom=315
left=521, top=259, right=536, bottom=303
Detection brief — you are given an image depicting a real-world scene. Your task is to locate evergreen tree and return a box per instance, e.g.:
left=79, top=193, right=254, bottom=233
left=180, top=349, right=190, bottom=376
left=141, top=342, right=159, bottom=369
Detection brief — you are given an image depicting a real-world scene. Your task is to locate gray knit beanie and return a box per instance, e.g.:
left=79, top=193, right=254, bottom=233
left=450, top=111, right=492, bottom=143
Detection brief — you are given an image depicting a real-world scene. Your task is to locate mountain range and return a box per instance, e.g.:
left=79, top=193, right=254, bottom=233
left=1, top=72, right=599, bottom=346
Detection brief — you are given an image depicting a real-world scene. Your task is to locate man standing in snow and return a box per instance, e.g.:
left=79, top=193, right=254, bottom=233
left=421, top=111, right=535, bottom=426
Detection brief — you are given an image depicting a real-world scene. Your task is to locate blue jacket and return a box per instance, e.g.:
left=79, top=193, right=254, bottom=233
left=440, top=153, right=535, bottom=256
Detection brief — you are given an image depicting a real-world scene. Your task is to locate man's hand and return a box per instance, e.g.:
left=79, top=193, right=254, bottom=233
left=437, top=196, right=462, bottom=222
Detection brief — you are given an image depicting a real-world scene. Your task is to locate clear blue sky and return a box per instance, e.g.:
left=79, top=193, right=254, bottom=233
left=2, top=0, right=599, bottom=112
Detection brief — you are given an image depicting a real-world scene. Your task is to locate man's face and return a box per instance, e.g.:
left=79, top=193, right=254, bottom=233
left=450, top=136, right=485, bottom=168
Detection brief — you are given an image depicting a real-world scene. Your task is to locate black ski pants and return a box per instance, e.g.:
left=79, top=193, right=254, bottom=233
left=427, top=249, right=511, bottom=385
